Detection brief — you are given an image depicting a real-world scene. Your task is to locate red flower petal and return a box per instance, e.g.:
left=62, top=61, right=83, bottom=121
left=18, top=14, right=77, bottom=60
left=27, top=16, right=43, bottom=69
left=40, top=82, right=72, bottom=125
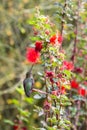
left=35, top=41, right=42, bottom=52
left=46, top=71, right=54, bottom=77
left=22, top=127, right=27, bottom=130
left=50, top=35, right=56, bottom=44
left=74, top=67, right=83, bottom=73
left=63, top=61, right=74, bottom=71
left=58, top=35, right=63, bottom=44
left=70, top=80, right=79, bottom=89
left=50, top=34, right=63, bottom=45
left=61, top=86, right=66, bottom=94
left=13, top=125, right=18, bottom=130
left=26, top=48, right=40, bottom=63
left=78, top=88, right=86, bottom=97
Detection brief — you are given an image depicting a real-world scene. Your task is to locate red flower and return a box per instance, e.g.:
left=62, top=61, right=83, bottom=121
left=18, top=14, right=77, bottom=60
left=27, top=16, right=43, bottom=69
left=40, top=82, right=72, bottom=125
left=50, top=35, right=56, bottom=44
left=34, top=31, right=38, bottom=35
left=44, top=100, right=51, bottom=110
left=46, top=71, right=54, bottom=77
left=26, top=48, right=40, bottom=63
left=51, top=90, right=58, bottom=96
left=61, top=86, right=66, bottom=94
left=13, top=125, right=18, bottom=130
left=35, top=41, right=42, bottom=52
left=78, top=88, right=86, bottom=97
left=56, top=81, right=60, bottom=87
left=50, top=78, right=54, bottom=83
left=46, top=71, right=54, bottom=83
left=50, top=34, right=63, bottom=45
left=13, top=125, right=27, bottom=130
left=22, top=127, right=27, bottom=130
left=62, top=61, right=74, bottom=71
left=74, top=67, right=83, bottom=73
left=45, top=30, right=50, bottom=35
left=33, top=27, right=38, bottom=35
left=57, top=73, right=63, bottom=78
left=58, top=35, right=63, bottom=43
left=51, top=87, right=65, bottom=95
left=70, top=80, right=79, bottom=89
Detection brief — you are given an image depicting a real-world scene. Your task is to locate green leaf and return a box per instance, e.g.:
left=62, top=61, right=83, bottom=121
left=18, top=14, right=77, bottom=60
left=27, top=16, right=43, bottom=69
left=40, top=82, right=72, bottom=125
left=30, top=36, right=40, bottom=42
left=63, top=102, right=72, bottom=106
left=73, top=95, right=86, bottom=102
left=61, top=95, right=69, bottom=101
left=50, top=94, right=58, bottom=100
left=64, top=119, right=71, bottom=125
left=4, top=119, right=14, bottom=125
left=16, top=86, right=24, bottom=95
left=20, top=27, right=26, bottom=34
left=24, top=97, right=34, bottom=104
left=64, top=85, right=71, bottom=90
left=46, top=126, right=56, bottom=130
left=11, top=99, right=20, bottom=106
left=59, top=119, right=71, bottom=130
left=18, top=108, right=30, bottom=117
left=21, top=117, right=29, bottom=123
left=26, top=19, right=36, bottom=25
left=63, top=70, right=72, bottom=78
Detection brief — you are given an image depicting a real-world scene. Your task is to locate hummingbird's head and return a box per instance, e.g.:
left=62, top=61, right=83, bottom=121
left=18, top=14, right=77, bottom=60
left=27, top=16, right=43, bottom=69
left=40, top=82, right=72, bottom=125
left=26, top=71, right=32, bottom=78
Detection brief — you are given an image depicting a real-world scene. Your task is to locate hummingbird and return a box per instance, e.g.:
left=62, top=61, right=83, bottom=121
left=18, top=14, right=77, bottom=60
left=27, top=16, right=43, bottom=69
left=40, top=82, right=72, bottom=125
left=23, top=71, right=34, bottom=97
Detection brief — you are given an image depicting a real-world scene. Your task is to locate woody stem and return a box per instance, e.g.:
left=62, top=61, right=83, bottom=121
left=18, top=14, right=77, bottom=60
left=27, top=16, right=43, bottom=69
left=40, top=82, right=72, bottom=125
left=32, top=88, right=48, bottom=95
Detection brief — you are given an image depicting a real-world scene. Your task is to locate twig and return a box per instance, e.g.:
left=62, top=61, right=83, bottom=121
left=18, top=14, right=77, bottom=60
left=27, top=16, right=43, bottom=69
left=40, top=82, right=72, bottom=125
left=75, top=101, right=81, bottom=128
left=71, top=22, right=78, bottom=64
left=28, top=64, right=34, bottom=73
left=33, top=88, right=48, bottom=95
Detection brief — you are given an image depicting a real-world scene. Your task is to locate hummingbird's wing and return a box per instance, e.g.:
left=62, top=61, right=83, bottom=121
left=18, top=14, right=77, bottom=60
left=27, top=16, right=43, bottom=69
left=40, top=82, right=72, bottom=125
left=23, top=78, right=34, bottom=97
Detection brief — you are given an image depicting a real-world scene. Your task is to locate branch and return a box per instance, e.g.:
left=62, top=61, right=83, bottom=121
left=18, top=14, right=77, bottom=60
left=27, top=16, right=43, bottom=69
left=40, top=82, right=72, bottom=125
left=71, top=1, right=80, bottom=64
left=0, top=81, right=21, bottom=96
left=0, top=71, right=26, bottom=96
left=33, top=88, right=48, bottom=95
left=61, top=0, right=67, bottom=35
